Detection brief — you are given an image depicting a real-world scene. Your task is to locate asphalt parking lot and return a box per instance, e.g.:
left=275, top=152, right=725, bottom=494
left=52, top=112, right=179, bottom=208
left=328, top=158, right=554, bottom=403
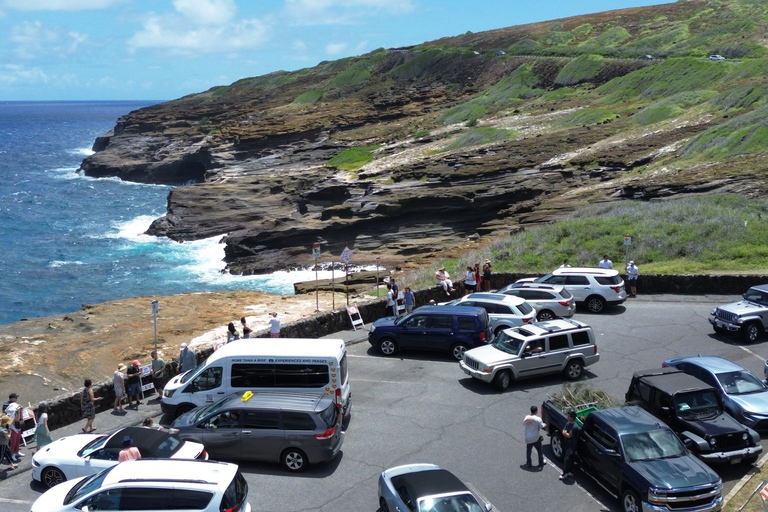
left=4, top=294, right=767, bottom=512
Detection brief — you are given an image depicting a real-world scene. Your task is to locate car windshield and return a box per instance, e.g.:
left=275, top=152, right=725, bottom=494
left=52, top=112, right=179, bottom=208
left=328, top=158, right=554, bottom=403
left=64, top=465, right=116, bottom=505
left=491, top=330, right=525, bottom=355
left=744, top=288, right=768, bottom=306
left=674, top=390, right=721, bottom=418
left=78, top=435, right=108, bottom=458
left=622, top=429, right=686, bottom=462
left=192, top=396, right=233, bottom=422
left=716, top=370, right=767, bottom=395
left=418, top=492, right=484, bottom=512
left=533, top=272, right=555, bottom=284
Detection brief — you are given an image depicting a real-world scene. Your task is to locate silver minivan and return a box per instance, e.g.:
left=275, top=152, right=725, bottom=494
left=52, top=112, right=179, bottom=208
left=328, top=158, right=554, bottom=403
left=170, top=391, right=344, bottom=472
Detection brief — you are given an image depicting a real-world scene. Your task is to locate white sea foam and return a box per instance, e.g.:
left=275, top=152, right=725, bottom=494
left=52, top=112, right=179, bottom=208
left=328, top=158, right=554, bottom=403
left=49, top=260, right=84, bottom=268
left=68, top=147, right=95, bottom=157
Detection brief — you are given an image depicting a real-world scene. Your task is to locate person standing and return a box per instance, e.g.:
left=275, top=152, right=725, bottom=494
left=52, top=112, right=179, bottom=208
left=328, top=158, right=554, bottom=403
left=463, top=266, right=476, bottom=295
left=598, top=255, right=613, bottom=269
left=482, top=259, right=492, bottom=291
left=474, top=263, right=482, bottom=293
left=269, top=312, right=281, bottom=338
left=385, top=284, right=398, bottom=317
left=560, top=259, right=571, bottom=268
left=626, top=260, right=639, bottom=297
left=559, top=411, right=581, bottom=480
left=390, top=278, right=400, bottom=303
left=81, top=379, right=102, bottom=433
left=227, top=322, right=240, bottom=342
left=113, top=364, right=126, bottom=412
left=0, top=416, right=17, bottom=470
left=33, top=403, right=53, bottom=452
left=523, top=405, right=547, bottom=468
left=435, top=267, right=454, bottom=295
left=118, top=436, right=141, bottom=462
left=403, top=287, right=415, bottom=314
left=178, top=343, right=197, bottom=374
left=150, top=351, right=166, bottom=396
left=4, top=393, right=23, bottom=462
left=125, top=361, right=142, bottom=409
left=241, top=317, right=252, bottom=338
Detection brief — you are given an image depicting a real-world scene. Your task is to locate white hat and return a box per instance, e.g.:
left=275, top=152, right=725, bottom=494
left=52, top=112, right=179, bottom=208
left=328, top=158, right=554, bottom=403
left=629, top=261, right=634, bottom=265
left=181, top=342, right=188, bottom=349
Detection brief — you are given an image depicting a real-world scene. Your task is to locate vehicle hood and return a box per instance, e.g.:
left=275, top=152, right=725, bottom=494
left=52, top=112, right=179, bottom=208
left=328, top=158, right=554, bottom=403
left=33, top=434, right=101, bottom=465
left=729, top=391, right=768, bottom=416
left=716, top=299, right=764, bottom=315
left=371, top=317, right=399, bottom=329
left=172, top=409, right=200, bottom=429
left=629, top=455, right=718, bottom=489
left=174, top=439, right=207, bottom=459
left=31, top=476, right=84, bottom=512
left=677, top=411, right=748, bottom=437
left=464, top=344, right=518, bottom=365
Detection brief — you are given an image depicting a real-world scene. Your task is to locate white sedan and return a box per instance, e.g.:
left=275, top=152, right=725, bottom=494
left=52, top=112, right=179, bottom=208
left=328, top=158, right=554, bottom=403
left=32, top=426, right=207, bottom=488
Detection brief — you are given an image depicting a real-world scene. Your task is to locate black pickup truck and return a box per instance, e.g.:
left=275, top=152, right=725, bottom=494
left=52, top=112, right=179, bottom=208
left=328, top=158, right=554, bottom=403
left=626, top=367, right=761, bottom=465
left=542, top=401, right=723, bottom=512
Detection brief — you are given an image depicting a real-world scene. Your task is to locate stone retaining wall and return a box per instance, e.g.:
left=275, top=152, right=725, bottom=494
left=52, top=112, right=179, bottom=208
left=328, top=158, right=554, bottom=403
left=40, top=273, right=764, bottom=431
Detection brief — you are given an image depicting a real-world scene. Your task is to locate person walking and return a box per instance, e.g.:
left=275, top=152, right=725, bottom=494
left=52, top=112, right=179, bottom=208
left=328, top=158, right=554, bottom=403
left=523, top=405, right=547, bottom=468
left=482, top=259, right=492, bottom=291
left=463, top=266, right=477, bottom=295
left=125, top=360, right=142, bottom=409
left=0, top=416, right=17, bottom=470
left=403, top=287, right=415, bottom=314
left=113, top=363, right=126, bottom=412
left=178, top=342, right=197, bottom=374
left=81, top=379, right=102, bottom=433
left=118, top=436, right=141, bottom=462
left=598, top=255, right=613, bottom=269
left=33, top=403, right=53, bottom=452
left=4, top=393, right=23, bottom=462
left=268, top=312, right=281, bottom=338
left=626, top=260, right=639, bottom=297
left=150, top=351, right=166, bottom=396
left=559, top=410, right=581, bottom=480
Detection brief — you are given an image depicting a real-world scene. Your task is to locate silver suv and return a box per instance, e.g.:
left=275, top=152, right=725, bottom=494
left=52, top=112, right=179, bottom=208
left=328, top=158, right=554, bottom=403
left=516, top=267, right=626, bottom=313
left=447, top=292, right=536, bottom=336
left=497, top=282, right=575, bottom=321
left=460, top=318, right=599, bottom=391
left=710, top=284, right=768, bottom=342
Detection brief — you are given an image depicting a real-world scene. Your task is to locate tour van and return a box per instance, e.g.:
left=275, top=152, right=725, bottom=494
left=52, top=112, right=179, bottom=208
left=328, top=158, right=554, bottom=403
left=161, top=338, right=350, bottom=419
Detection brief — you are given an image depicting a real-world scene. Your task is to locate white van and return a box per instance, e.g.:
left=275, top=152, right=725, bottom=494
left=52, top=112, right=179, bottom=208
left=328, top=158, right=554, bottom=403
left=161, top=338, right=350, bottom=419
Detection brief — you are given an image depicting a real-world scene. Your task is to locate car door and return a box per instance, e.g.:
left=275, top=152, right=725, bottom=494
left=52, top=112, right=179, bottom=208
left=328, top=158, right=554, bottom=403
left=197, top=409, right=243, bottom=460
left=425, top=314, right=455, bottom=351
left=515, top=338, right=547, bottom=377
left=241, top=410, right=283, bottom=462
left=580, top=420, right=621, bottom=492
left=563, top=275, right=591, bottom=302
left=397, top=314, right=430, bottom=350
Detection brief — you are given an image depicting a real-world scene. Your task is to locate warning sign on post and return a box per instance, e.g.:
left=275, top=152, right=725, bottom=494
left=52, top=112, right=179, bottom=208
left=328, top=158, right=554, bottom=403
left=341, top=246, right=353, bottom=264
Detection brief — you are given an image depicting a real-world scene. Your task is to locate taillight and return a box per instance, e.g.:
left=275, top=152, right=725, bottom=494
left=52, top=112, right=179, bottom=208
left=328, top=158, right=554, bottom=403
left=480, top=331, right=486, bottom=342
left=610, top=286, right=621, bottom=293
left=661, top=362, right=668, bottom=368
left=523, top=317, right=532, bottom=323
left=197, top=449, right=208, bottom=460
left=593, top=344, right=597, bottom=355
left=221, top=504, right=241, bottom=512
left=315, top=426, right=336, bottom=439
left=558, top=300, right=571, bottom=307
left=335, top=388, right=342, bottom=410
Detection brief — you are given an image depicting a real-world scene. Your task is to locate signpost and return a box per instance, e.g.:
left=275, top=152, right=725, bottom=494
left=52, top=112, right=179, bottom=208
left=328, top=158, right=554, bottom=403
left=151, top=300, right=159, bottom=355
left=340, top=244, right=353, bottom=306
left=375, top=256, right=381, bottom=297
left=312, top=243, right=321, bottom=312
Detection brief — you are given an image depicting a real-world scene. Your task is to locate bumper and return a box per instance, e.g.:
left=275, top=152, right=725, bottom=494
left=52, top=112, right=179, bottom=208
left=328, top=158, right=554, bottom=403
left=309, top=431, right=345, bottom=464
left=699, top=445, right=762, bottom=464
left=459, top=361, right=494, bottom=383
left=160, top=400, right=178, bottom=416
left=642, top=495, right=722, bottom=512
left=607, top=297, right=627, bottom=306
left=31, top=463, right=43, bottom=482
left=708, top=316, right=741, bottom=333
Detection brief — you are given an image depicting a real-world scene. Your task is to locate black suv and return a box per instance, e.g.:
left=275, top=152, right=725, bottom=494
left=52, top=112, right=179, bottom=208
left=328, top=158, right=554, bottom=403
left=368, top=305, right=492, bottom=360
left=626, top=367, right=761, bottom=465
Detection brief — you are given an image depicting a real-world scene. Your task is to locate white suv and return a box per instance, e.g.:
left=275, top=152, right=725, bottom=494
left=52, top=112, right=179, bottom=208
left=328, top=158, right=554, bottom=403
left=30, top=459, right=251, bottom=512
left=448, top=292, right=536, bottom=336
left=516, top=267, right=626, bottom=313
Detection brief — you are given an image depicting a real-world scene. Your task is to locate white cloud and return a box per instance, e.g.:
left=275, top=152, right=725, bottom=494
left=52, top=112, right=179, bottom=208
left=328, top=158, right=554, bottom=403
left=0, top=64, right=49, bottom=85
left=0, top=0, right=116, bottom=11
left=292, top=40, right=307, bottom=52
left=325, top=42, right=347, bottom=55
left=172, top=0, right=236, bottom=26
left=10, top=21, right=91, bottom=60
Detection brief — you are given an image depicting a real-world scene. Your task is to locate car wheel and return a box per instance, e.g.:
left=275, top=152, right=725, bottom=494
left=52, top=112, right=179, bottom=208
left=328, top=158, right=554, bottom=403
left=281, top=448, right=308, bottom=472
left=493, top=370, right=511, bottom=391
left=550, top=432, right=565, bottom=460
left=379, top=497, right=390, bottom=512
left=564, top=360, right=584, bottom=381
left=537, top=310, right=556, bottom=321
left=378, top=338, right=398, bottom=356
left=42, top=467, right=66, bottom=488
left=621, top=489, right=641, bottom=512
left=586, top=296, right=605, bottom=313
left=451, top=342, right=469, bottom=361
left=741, top=323, right=761, bottom=343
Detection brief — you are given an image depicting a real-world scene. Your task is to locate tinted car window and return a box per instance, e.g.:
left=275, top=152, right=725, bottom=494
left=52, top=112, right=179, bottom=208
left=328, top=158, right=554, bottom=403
left=571, top=331, right=590, bottom=346
left=516, top=302, right=534, bottom=315
left=282, top=412, right=316, bottom=430
left=404, top=315, right=427, bottom=328
left=595, top=275, right=622, bottom=285
left=320, top=403, right=338, bottom=429
left=221, top=471, right=249, bottom=512
left=86, top=489, right=122, bottom=510
left=191, top=366, right=223, bottom=392
left=548, top=334, right=569, bottom=351
left=565, top=276, right=589, bottom=285
left=120, top=488, right=172, bottom=510
left=231, top=364, right=328, bottom=388
left=560, top=289, right=573, bottom=299
left=428, top=316, right=452, bottom=329
left=629, top=381, right=652, bottom=402
left=243, top=411, right=280, bottom=429
left=339, top=352, right=348, bottom=385
left=457, top=317, right=477, bottom=331
left=542, top=275, right=566, bottom=285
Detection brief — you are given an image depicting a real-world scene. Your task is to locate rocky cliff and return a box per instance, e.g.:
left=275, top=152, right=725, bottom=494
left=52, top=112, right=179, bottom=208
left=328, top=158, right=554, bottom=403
left=80, top=0, right=768, bottom=275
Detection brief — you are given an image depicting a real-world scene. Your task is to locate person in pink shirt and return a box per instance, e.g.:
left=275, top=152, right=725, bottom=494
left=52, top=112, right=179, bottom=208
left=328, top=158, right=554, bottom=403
left=118, top=436, right=141, bottom=462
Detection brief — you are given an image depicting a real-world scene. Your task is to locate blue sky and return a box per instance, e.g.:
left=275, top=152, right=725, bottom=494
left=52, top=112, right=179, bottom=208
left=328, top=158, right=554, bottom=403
left=0, top=0, right=671, bottom=101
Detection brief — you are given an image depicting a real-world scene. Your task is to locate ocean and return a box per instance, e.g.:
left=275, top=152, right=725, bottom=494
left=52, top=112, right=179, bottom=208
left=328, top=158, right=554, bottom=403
left=0, top=101, right=338, bottom=326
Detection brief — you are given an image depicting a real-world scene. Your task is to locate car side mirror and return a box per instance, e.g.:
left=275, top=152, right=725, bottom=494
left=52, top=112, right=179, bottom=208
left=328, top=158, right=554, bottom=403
left=603, top=448, right=619, bottom=457
left=659, top=406, right=672, bottom=416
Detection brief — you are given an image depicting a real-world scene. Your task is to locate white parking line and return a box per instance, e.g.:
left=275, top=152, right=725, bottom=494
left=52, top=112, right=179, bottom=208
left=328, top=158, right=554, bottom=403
left=351, top=378, right=406, bottom=384
left=0, top=498, right=32, bottom=504
left=738, top=345, right=765, bottom=362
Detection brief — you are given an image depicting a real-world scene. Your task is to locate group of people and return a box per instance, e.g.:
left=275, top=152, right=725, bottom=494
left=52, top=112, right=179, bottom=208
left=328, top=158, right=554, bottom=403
left=1, top=392, right=53, bottom=471
left=560, top=255, right=639, bottom=297
left=112, top=350, right=173, bottom=418
left=385, top=277, right=416, bottom=317
left=226, top=314, right=281, bottom=342
left=435, top=259, right=493, bottom=296
left=523, top=405, right=580, bottom=481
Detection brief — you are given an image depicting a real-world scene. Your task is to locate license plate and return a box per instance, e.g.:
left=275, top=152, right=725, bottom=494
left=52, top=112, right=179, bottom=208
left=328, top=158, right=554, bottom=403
left=731, top=458, right=741, bottom=465
left=717, top=321, right=724, bottom=328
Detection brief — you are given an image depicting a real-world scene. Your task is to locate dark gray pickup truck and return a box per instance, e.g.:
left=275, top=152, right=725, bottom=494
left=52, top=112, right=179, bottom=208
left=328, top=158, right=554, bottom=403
left=542, top=401, right=723, bottom=512
left=626, top=367, right=761, bottom=465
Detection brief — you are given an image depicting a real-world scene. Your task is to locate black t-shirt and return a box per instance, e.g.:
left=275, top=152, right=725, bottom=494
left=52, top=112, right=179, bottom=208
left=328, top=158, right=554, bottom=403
left=126, top=365, right=140, bottom=386
left=564, top=421, right=581, bottom=451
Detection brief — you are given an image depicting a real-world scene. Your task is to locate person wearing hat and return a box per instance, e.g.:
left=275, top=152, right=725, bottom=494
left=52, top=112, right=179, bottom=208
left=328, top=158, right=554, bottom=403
left=125, top=360, right=142, bottom=409
left=179, top=342, right=197, bottom=374
left=0, top=415, right=18, bottom=470
left=113, top=363, right=127, bottom=412
left=4, top=393, right=23, bottom=462
left=626, top=260, right=639, bottom=297
left=435, top=266, right=454, bottom=295
left=118, top=435, right=141, bottom=462
left=482, top=259, right=492, bottom=292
